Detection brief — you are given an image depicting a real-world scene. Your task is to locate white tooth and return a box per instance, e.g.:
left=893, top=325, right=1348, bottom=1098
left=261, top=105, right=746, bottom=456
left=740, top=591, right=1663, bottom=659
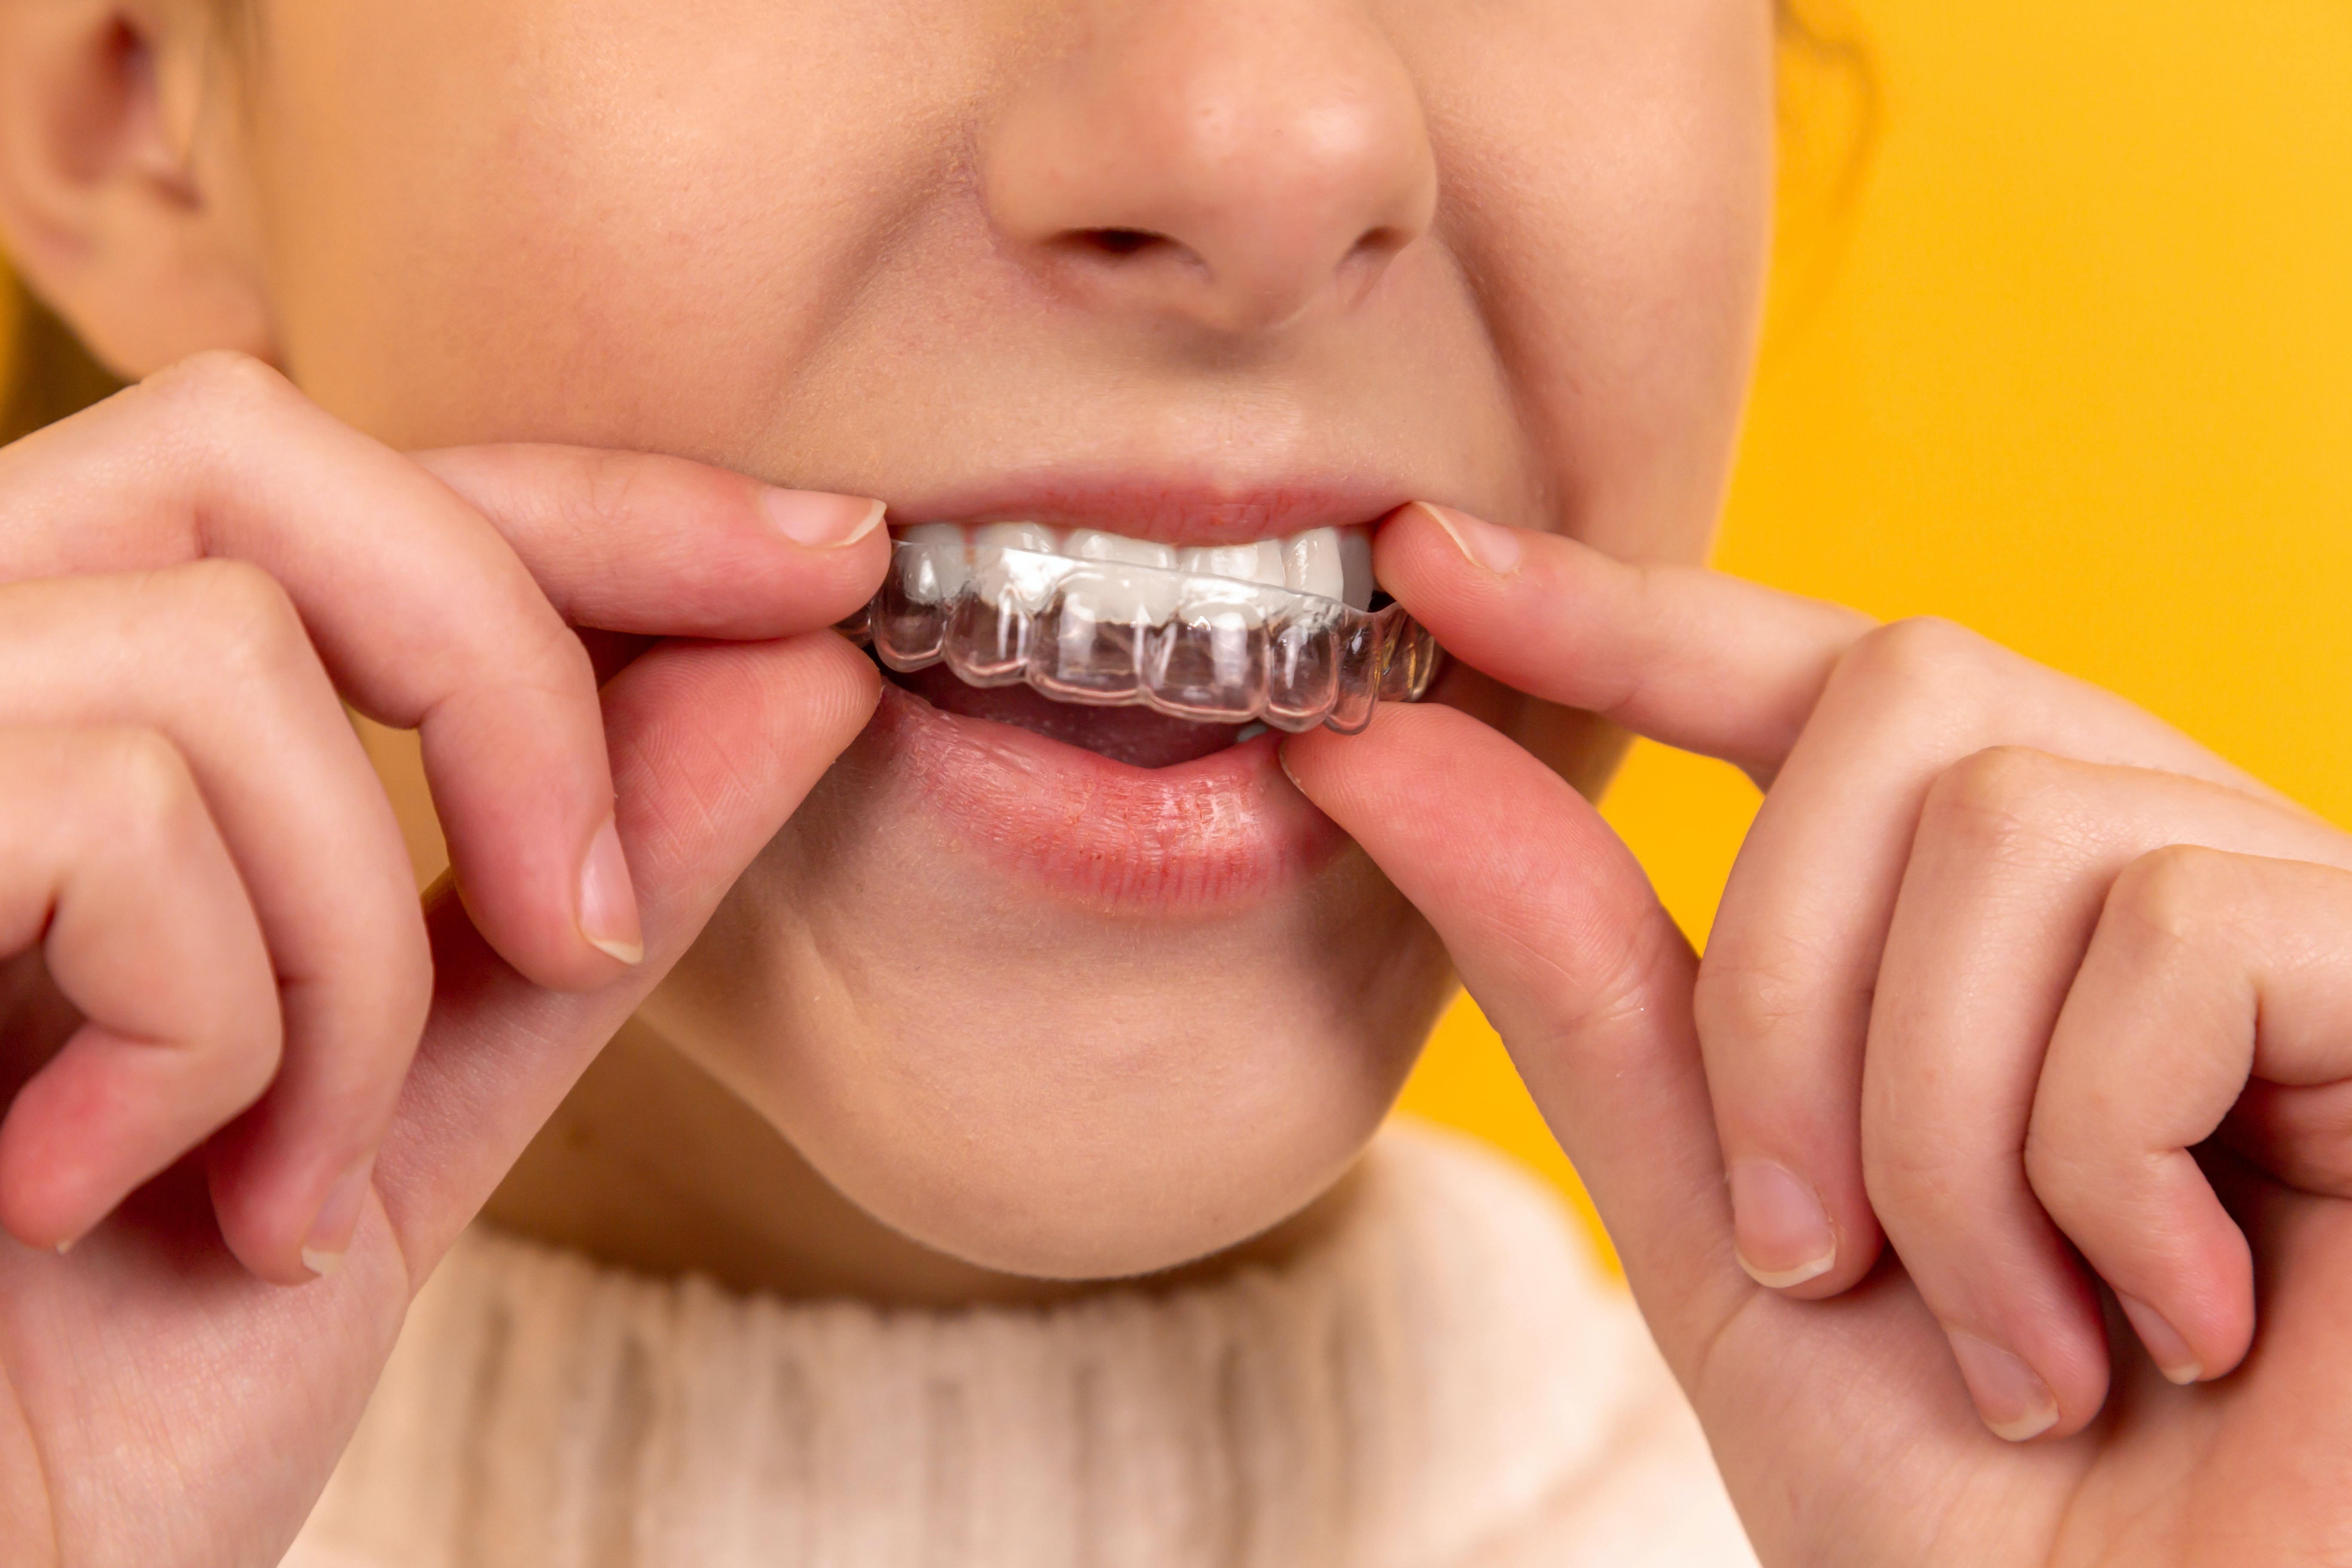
left=1174, top=573, right=1281, bottom=628
left=1280, top=528, right=1346, bottom=603
left=974, top=521, right=1059, bottom=555
left=1338, top=529, right=1374, bottom=611
left=972, top=521, right=1070, bottom=612
left=1176, top=541, right=1283, bottom=588
left=1172, top=542, right=1285, bottom=628
left=895, top=522, right=968, bottom=604
left=1063, top=529, right=1179, bottom=624
left=1064, top=528, right=1175, bottom=569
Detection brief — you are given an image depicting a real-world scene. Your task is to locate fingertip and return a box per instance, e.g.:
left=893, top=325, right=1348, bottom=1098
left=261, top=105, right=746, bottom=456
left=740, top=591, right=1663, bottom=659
left=296, top=1153, right=376, bottom=1284
left=576, top=813, right=645, bottom=968
left=1275, top=736, right=1309, bottom=798
left=1274, top=722, right=1345, bottom=799
left=1728, top=1161, right=1840, bottom=1290
left=2107, top=1257, right=2253, bottom=1386
left=1368, top=505, right=1531, bottom=641
left=0, top=1126, right=74, bottom=1253
left=798, top=637, right=885, bottom=767
left=208, top=1132, right=380, bottom=1288
left=761, top=493, right=895, bottom=624
left=2115, top=1294, right=2204, bottom=1386
left=1403, top=500, right=1524, bottom=575
left=809, top=626, right=888, bottom=736
left=760, top=491, right=886, bottom=551
left=0, top=1020, right=273, bottom=1259
left=0, top=1167, right=91, bottom=1258
left=0, top=1164, right=122, bottom=1262
left=1277, top=703, right=1463, bottom=839
left=1945, top=1332, right=2064, bottom=1443
left=1723, top=1161, right=1890, bottom=1299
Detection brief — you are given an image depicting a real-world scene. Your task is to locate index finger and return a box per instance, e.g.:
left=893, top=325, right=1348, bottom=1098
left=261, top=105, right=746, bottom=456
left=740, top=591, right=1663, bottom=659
left=0, top=355, right=886, bottom=990
left=1375, top=502, right=1871, bottom=776
left=413, top=445, right=887, bottom=637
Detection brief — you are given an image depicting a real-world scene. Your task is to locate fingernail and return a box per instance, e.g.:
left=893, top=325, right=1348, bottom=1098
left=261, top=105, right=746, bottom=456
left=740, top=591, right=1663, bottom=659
left=763, top=490, right=886, bottom=549
left=301, top=1156, right=374, bottom=1280
left=1729, top=1161, right=1838, bottom=1289
left=1415, top=501, right=1522, bottom=575
left=1947, top=1332, right=2060, bottom=1442
left=577, top=815, right=644, bottom=965
left=2117, top=1293, right=2202, bottom=1385
left=1276, top=743, right=1306, bottom=796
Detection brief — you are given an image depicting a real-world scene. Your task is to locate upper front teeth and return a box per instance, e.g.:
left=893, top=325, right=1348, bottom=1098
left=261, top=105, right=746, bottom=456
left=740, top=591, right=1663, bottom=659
left=894, top=522, right=1373, bottom=616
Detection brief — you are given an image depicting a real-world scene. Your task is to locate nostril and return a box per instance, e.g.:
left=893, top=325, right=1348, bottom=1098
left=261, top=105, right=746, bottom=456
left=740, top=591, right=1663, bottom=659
left=1349, top=224, right=1412, bottom=264
left=1330, top=225, right=1416, bottom=307
left=1076, top=227, right=1166, bottom=257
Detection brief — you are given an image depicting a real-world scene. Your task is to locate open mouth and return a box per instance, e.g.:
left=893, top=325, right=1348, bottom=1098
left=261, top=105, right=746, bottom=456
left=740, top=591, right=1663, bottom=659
left=842, top=522, right=1439, bottom=768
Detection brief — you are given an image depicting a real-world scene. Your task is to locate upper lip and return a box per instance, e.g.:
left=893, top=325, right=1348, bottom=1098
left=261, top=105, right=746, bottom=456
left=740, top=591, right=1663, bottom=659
left=881, top=472, right=1412, bottom=547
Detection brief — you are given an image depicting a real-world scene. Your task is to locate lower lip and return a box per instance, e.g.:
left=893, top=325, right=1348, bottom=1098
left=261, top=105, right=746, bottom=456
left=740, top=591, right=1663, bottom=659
left=848, top=680, right=1349, bottom=907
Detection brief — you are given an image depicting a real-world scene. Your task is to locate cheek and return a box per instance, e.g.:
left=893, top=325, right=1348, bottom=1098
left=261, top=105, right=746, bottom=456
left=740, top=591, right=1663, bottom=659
left=640, top=766, right=1455, bottom=1280
left=249, top=0, right=954, bottom=449
left=1398, top=0, right=1778, bottom=564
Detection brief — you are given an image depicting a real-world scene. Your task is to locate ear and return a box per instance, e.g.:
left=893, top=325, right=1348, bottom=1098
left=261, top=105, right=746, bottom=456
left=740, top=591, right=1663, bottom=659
left=0, top=0, right=273, bottom=378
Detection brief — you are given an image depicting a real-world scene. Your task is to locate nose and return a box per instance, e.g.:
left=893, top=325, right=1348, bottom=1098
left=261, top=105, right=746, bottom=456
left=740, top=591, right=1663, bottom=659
left=981, top=0, right=1439, bottom=334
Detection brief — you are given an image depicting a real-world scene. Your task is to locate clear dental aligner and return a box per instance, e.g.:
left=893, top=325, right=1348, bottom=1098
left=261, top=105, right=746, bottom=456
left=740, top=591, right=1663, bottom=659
left=839, top=524, right=1442, bottom=735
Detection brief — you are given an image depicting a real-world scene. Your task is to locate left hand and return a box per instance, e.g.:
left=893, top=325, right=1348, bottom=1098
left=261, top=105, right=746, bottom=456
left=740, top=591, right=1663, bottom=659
left=1282, top=503, right=2352, bottom=1565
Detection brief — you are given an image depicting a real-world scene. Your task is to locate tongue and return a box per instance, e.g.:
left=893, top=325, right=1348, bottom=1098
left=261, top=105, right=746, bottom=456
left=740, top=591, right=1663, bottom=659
left=892, top=665, right=1249, bottom=768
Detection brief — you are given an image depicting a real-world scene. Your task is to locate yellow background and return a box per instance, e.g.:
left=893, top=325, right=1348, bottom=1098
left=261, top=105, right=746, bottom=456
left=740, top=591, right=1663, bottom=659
left=1400, top=0, right=2352, bottom=1258
left=7, top=2, right=2351, bottom=1267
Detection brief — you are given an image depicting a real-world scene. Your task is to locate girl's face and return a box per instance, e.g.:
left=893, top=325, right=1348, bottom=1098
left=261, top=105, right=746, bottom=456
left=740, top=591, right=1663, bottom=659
left=213, top=0, right=1774, bottom=1277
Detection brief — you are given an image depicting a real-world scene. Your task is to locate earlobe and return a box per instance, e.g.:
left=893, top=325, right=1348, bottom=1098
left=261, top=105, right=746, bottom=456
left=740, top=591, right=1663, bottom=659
left=0, top=0, right=273, bottom=379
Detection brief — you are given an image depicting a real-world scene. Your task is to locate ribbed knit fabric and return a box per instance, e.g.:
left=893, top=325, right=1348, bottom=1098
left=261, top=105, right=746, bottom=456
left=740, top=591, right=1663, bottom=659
left=284, top=1122, right=1756, bottom=1568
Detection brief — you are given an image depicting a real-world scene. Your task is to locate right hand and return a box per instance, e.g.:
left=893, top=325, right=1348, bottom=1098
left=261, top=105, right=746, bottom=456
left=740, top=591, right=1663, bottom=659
left=0, top=351, right=888, bottom=1565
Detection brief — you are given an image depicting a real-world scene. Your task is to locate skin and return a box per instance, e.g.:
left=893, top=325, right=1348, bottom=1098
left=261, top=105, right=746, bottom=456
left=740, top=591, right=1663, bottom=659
left=0, top=0, right=2349, bottom=1564
left=227, top=0, right=1766, bottom=1287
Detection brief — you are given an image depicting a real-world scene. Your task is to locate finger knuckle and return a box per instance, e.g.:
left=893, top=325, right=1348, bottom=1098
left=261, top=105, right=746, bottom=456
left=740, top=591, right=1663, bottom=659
left=522, top=613, right=599, bottom=695
left=92, top=726, right=204, bottom=833
left=2020, top=1118, right=2099, bottom=1207
left=138, top=353, right=308, bottom=466
left=2109, top=843, right=2239, bottom=952
left=2241, top=1086, right=2352, bottom=1195
left=1857, top=1127, right=1957, bottom=1222
left=1693, top=944, right=1831, bottom=1052
left=143, top=349, right=301, bottom=429
left=212, top=1004, right=289, bottom=1110
left=1836, top=615, right=1994, bottom=698
left=168, top=558, right=313, bottom=685
left=576, top=446, right=657, bottom=532
left=1858, top=1096, right=1986, bottom=1226
left=1806, top=617, right=2012, bottom=771
left=1917, top=745, right=2084, bottom=865
left=1525, top=894, right=1687, bottom=1071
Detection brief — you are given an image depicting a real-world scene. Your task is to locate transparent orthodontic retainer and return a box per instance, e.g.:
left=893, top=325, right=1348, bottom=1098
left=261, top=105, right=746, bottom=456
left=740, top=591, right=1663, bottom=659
left=839, top=538, right=1442, bottom=735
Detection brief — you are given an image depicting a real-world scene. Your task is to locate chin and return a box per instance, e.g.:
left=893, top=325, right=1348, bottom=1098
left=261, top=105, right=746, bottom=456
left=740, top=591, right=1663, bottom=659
left=643, top=514, right=1461, bottom=1276
left=752, top=931, right=1445, bottom=1281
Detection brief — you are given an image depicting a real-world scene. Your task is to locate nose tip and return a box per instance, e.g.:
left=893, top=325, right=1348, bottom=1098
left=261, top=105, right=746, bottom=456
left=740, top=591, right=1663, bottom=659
left=982, top=5, right=1439, bottom=334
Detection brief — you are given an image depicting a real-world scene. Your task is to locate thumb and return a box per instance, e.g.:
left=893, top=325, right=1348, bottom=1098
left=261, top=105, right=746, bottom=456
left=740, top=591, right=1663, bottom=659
left=1283, top=702, right=1750, bottom=1377
left=368, top=631, right=880, bottom=1279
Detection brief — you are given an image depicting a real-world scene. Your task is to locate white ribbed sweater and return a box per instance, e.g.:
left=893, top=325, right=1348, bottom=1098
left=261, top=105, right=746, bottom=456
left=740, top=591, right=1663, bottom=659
left=284, top=1124, right=1756, bottom=1568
